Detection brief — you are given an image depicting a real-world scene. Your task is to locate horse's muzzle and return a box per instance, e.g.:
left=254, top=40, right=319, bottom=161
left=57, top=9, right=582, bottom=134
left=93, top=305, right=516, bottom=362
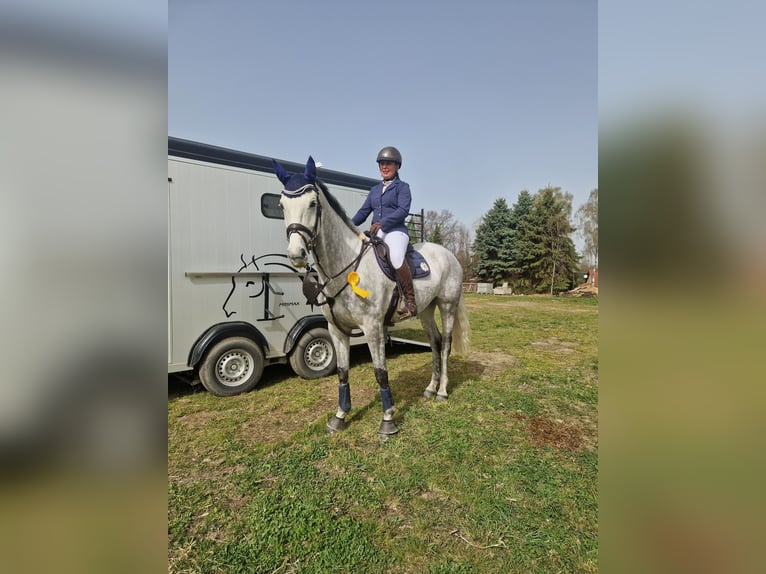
left=289, top=254, right=308, bottom=268
left=287, top=247, right=308, bottom=268
left=286, top=234, right=309, bottom=268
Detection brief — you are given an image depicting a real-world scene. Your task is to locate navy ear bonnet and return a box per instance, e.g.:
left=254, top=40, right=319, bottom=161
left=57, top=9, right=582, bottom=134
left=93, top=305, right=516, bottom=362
left=272, top=156, right=317, bottom=196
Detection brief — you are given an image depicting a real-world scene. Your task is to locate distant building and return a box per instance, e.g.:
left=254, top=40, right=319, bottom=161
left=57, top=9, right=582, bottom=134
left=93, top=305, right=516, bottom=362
left=583, top=267, right=598, bottom=288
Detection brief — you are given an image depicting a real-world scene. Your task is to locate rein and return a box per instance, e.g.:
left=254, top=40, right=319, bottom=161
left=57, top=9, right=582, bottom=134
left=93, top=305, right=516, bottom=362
left=302, top=240, right=372, bottom=308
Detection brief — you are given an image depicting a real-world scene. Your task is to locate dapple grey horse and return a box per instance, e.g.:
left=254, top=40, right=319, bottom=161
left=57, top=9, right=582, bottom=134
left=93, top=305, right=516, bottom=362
left=274, top=157, right=469, bottom=437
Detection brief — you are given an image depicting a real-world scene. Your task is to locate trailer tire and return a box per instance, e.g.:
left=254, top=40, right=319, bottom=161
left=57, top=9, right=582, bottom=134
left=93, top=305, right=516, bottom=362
left=289, top=327, right=336, bottom=379
left=199, top=337, right=265, bottom=396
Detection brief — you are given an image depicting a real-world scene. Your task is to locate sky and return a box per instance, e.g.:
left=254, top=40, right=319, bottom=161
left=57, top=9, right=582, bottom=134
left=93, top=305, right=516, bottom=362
left=599, top=1, right=766, bottom=124
left=168, top=0, right=597, bottom=235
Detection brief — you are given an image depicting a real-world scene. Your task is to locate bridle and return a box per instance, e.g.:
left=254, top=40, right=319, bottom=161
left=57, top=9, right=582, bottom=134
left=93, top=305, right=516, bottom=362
left=282, top=184, right=372, bottom=335
left=283, top=184, right=322, bottom=252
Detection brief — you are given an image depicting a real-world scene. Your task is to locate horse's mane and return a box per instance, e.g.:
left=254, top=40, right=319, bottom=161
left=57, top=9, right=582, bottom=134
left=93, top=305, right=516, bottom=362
left=316, top=179, right=359, bottom=232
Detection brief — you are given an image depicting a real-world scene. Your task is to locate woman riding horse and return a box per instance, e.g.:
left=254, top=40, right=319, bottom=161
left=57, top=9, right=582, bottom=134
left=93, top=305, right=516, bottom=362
left=351, top=147, right=417, bottom=319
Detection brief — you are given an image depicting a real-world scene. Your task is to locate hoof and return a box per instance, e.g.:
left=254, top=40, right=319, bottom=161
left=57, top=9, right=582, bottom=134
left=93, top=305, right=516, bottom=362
left=378, top=419, right=399, bottom=437
left=423, top=390, right=435, bottom=399
left=326, top=416, right=346, bottom=434
left=436, top=394, right=448, bottom=402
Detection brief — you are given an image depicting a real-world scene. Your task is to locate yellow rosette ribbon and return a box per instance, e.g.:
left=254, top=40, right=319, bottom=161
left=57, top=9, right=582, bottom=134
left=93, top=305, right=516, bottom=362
left=347, top=271, right=369, bottom=298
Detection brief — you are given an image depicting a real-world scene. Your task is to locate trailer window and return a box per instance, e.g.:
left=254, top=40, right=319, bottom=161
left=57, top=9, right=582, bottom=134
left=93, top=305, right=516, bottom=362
left=261, top=194, right=283, bottom=219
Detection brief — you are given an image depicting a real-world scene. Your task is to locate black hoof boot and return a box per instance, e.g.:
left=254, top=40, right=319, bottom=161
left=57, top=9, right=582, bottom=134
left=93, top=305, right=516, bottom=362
left=378, top=419, right=399, bottom=437
left=326, top=416, right=346, bottom=434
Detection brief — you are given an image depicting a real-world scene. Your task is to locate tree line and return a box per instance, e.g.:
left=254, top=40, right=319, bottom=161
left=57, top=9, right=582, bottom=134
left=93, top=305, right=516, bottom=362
left=410, top=187, right=598, bottom=295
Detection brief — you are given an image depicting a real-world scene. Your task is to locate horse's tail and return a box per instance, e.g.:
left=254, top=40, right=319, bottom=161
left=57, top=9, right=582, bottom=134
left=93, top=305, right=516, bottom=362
left=451, top=293, right=471, bottom=356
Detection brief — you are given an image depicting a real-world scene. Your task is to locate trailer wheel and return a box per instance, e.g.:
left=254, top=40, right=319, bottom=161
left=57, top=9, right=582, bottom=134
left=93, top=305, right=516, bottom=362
left=199, top=337, right=265, bottom=396
left=289, top=327, right=336, bottom=379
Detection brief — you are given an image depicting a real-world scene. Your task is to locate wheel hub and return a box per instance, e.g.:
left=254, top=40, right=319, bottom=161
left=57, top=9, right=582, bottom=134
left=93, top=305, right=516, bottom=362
left=305, top=340, right=332, bottom=370
left=216, top=351, right=253, bottom=385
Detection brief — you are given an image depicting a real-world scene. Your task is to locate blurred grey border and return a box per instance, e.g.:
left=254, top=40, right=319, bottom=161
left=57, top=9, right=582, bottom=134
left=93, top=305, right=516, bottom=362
left=0, top=2, right=167, bottom=572
left=2, top=0, right=764, bottom=572
left=600, top=2, right=765, bottom=573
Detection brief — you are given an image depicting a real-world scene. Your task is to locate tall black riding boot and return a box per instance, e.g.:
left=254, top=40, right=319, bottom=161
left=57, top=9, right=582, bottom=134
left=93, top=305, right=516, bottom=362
left=395, top=263, right=417, bottom=319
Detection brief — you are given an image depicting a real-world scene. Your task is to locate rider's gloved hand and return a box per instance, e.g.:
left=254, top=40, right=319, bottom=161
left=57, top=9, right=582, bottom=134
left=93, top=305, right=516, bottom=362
left=369, top=222, right=383, bottom=236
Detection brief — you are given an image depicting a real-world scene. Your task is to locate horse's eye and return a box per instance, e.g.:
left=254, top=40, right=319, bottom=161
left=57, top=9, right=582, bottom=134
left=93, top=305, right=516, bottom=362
left=309, top=200, right=318, bottom=208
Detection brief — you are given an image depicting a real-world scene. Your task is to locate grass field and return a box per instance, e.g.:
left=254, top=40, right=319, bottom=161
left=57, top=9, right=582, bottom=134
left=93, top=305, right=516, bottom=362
left=168, top=294, right=598, bottom=573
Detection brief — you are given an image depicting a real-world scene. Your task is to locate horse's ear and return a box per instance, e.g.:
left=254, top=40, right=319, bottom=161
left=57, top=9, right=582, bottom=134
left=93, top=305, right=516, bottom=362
left=304, top=156, right=316, bottom=183
left=272, top=159, right=291, bottom=186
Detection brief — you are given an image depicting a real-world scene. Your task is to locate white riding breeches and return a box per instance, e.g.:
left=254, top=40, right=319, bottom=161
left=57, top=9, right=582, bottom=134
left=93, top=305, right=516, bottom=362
left=375, top=229, right=409, bottom=268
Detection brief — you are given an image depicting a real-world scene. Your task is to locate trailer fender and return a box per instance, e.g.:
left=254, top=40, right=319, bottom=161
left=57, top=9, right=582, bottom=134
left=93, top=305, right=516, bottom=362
left=284, top=315, right=327, bottom=356
left=188, top=321, right=269, bottom=369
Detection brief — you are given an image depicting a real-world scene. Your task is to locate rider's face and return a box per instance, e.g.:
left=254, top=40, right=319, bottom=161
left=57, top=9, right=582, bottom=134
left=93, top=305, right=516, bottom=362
left=378, top=160, right=398, bottom=180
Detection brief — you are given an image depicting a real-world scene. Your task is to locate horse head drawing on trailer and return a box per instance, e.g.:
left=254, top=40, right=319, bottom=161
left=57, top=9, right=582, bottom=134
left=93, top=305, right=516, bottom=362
left=273, top=156, right=470, bottom=437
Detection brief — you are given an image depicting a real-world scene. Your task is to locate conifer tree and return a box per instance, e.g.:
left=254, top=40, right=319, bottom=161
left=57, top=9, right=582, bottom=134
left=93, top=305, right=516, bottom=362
left=473, top=197, right=513, bottom=283
left=508, top=190, right=536, bottom=292
left=527, top=187, right=579, bottom=294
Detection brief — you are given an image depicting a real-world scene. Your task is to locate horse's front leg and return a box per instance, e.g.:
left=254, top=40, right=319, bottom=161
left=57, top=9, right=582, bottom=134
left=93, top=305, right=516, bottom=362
left=326, top=322, right=351, bottom=434
left=365, top=323, right=398, bottom=437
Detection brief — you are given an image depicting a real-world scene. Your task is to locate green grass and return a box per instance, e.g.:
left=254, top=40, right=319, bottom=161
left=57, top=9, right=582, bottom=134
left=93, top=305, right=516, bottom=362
left=169, top=294, right=598, bottom=573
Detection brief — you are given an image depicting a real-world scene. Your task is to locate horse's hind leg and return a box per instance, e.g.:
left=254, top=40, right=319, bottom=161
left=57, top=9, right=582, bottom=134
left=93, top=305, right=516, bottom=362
left=419, top=302, right=443, bottom=399
left=435, top=301, right=457, bottom=400
left=326, top=324, right=351, bottom=434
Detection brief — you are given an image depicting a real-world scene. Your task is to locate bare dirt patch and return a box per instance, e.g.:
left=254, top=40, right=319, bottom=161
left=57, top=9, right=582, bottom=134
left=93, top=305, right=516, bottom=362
left=237, top=379, right=379, bottom=445
left=520, top=415, right=589, bottom=452
left=465, top=351, right=517, bottom=378
left=418, top=487, right=452, bottom=503
left=175, top=410, right=224, bottom=428
left=236, top=387, right=334, bottom=444
left=530, top=337, right=578, bottom=354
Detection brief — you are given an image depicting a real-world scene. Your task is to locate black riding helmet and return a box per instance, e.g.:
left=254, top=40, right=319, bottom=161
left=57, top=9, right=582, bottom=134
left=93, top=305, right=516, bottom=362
left=376, top=146, right=402, bottom=167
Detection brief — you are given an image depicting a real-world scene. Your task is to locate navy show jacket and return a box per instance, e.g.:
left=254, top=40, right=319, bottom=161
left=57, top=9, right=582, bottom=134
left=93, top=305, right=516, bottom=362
left=351, top=177, right=412, bottom=234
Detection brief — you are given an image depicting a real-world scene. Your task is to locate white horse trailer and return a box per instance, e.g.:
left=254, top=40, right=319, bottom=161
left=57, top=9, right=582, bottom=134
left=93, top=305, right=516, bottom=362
left=168, top=137, right=421, bottom=396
